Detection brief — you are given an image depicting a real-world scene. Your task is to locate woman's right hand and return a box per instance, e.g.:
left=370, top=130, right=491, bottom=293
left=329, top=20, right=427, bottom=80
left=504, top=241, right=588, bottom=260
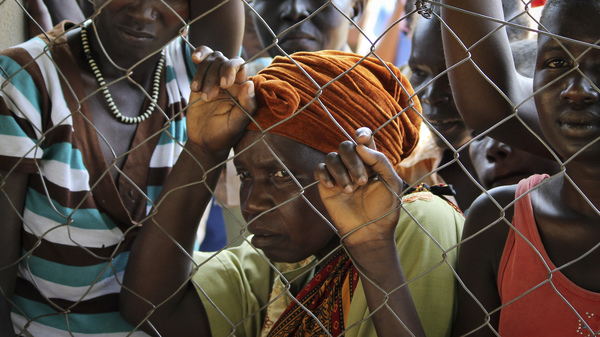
left=186, top=45, right=257, bottom=156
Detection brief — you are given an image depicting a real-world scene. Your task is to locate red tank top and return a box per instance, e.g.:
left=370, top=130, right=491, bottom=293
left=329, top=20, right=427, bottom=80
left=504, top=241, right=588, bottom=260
left=497, top=174, right=600, bottom=336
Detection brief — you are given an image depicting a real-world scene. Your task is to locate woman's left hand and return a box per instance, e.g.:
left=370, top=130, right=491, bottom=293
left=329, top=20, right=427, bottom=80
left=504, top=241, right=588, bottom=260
left=314, top=127, right=403, bottom=248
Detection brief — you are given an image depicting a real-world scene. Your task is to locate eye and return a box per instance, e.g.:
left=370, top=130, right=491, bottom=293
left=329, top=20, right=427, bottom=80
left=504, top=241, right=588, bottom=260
left=273, top=170, right=290, bottom=179
left=410, top=68, right=428, bottom=78
left=237, top=170, right=252, bottom=181
left=544, top=58, right=569, bottom=69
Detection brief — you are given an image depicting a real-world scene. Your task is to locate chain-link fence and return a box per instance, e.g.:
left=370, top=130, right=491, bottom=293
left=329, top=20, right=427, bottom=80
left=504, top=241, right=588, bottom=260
left=1, top=0, right=598, bottom=336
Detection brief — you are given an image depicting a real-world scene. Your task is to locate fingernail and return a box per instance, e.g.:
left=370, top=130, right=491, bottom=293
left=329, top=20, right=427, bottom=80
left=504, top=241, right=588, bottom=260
left=194, top=51, right=203, bottom=61
left=191, top=81, right=199, bottom=91
left=358, top=176, right=367, bottom=184
left=326, top=180, right=334, bottom=188
left=201, top=92, right=209, bottom=102
left=344, top=185, right=353, bottom=194
left=247, top=84, right=255, bottom=97
left=220, top=77, right=228, bottom=87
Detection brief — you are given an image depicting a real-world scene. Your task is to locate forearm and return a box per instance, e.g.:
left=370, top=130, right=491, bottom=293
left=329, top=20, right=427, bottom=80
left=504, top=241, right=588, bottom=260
left=440, top=1, right=548, bottom=154
left=0, top=172, right=28, bottom=337
left=0, top=264, right=18, bottom=337
left=121, top=141, right=225, bottom=333
left=0, top=263, right=18, bottom=337
left=347, top=241, right=425, bottom=337
left=42, top=0, right=86, bottom=24
left=440, top=0, right=517, bottom=119
left=188, top=0, right=244, bottom=58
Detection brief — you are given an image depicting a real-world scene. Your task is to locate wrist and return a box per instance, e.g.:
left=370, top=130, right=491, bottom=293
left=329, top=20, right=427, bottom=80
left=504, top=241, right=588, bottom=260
left=180, top=141, right=229, bottom=176
left=344, top=237, right=398, bottom=260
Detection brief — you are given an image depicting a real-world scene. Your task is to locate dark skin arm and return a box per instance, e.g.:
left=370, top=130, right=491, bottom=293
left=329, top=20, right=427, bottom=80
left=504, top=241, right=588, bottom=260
left=188, top=0, right=244, bottom=59
left=440, top=0, right=550, bottom=157
left=120, top=48, right=256, bottom=337
left=451, top=185, right=516, bottom=337
left=0, top=171, right=28, bottom=337
left=314, top=128, right=426, bottom=337
left=40, top=0, right=86, bottom=25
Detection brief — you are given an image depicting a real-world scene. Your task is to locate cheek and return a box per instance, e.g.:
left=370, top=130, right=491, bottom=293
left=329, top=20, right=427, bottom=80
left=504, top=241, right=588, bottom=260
left=533, top=92, right=555, bottom=139
left=469, top=145, right=489, bottom=176
left=314, top=10, right=349, bottom=37
left=287, top=189, right=331, bottom=234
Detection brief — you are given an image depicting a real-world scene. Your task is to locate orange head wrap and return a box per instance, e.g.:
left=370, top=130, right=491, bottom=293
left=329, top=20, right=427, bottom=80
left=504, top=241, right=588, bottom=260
left=248, top=50, right=422, bottom=170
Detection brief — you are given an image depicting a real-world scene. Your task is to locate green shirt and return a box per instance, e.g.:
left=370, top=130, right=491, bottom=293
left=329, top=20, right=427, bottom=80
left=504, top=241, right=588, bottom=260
left=193, top=191, right=464, bottom=337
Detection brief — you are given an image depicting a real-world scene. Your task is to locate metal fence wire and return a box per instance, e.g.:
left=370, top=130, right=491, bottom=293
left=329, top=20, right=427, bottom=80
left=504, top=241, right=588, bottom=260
left=1, top=0, right=598, bottom=336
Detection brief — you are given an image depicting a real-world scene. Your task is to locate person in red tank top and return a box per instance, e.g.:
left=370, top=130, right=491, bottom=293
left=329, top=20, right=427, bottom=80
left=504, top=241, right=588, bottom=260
left=438, top=0, right=600, bottom=335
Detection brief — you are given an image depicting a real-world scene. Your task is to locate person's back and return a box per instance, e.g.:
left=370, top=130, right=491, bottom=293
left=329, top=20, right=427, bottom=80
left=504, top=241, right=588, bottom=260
left=0, top=1, right=243, bottom=335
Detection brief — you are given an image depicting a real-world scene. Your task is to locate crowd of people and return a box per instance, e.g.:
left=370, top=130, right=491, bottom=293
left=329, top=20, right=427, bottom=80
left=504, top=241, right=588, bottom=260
left=0, top=0, right=595, bottom=336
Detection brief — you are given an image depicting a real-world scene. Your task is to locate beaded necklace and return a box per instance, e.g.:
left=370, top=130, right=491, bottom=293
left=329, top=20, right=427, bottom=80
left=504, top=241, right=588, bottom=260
left=81, top=24, right=165, bottom=124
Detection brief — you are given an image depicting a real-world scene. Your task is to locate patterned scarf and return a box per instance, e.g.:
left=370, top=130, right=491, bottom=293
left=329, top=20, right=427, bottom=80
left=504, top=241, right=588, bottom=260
left=267, top=249, right=359, bottom=337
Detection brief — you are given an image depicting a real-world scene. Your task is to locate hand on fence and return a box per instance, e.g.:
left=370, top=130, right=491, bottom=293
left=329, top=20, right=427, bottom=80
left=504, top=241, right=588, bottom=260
left=314, top=127, right=403, bottom=248
left=186, top=45, right=257, bottom=155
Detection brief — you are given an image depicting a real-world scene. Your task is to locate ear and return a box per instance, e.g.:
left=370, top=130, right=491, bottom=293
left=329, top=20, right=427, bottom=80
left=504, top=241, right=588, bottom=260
left=351, top=0, right=365, bottom=21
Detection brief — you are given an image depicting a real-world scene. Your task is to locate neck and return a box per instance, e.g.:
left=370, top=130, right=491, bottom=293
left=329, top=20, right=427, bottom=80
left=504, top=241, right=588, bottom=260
left=86, top=25, right=163, bottom=84
left=558, top=163, right=600, bottom=217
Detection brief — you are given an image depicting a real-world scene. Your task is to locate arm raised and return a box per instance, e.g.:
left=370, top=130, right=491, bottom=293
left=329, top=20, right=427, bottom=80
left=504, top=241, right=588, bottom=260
left=188, top=0, right=244, bottom=59
left=440, top=0, right=549, bottom=156
left=120, top=51, right=256, bottom=336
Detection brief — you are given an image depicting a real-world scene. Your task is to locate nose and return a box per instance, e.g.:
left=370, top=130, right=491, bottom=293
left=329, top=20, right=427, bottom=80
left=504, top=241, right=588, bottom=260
left=240, top=181, right=273, bottom=218
left=127, top=0, right=159, bottom=23
left=421, top=77, right=451, bottom=106
left=560, top=72, right=600, bottom=107
left=485, top=138, right=513, bottom=163
left=280, top=0, right=311, bottom=22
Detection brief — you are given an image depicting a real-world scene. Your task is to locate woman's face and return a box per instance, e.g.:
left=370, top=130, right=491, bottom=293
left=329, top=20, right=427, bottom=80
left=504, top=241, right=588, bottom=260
left=251, top=0, right=360, bottom=57
left=408, top=17, right=472, bottom=150
left=233, top=131, right=338, bottom=263
left=92, top=0, right=189, bottom=63
left=534, top=2, right=600, bottom=165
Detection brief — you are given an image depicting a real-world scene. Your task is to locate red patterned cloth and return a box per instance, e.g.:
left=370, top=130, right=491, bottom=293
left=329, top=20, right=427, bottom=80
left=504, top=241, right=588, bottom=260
left=267, top=249, right=359, bottom=337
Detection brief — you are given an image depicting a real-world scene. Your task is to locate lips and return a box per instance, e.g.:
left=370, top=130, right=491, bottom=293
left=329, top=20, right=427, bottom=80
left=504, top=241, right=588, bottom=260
left=246, top=219, right=284, bottom=248
left=278, top=29, right=317, bottom=48
left=428, top=118, right=464, bottom=134
left=250, top=231, right=284, bottom=249
left=557, top=111, right=600, bottom=138
left=281, top=32, right=314, bottom=40
left=118, top=26, right=155, bottom=41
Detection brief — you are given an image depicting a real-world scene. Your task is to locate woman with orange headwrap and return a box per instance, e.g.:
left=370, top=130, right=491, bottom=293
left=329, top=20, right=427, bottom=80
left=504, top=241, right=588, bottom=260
left=120, top=49, right=463, bottom=337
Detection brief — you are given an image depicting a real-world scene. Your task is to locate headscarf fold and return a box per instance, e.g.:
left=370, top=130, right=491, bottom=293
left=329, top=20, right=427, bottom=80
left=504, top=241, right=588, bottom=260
left=248, top=50, right=422, bottom=171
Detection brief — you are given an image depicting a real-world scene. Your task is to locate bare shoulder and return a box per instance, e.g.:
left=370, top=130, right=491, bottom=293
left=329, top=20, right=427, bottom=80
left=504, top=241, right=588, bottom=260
left=461, top=184, right=517, bottom=271
left=465, top=185, right=517, bottom=236
left=452, top=185, right=518, bottom=337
